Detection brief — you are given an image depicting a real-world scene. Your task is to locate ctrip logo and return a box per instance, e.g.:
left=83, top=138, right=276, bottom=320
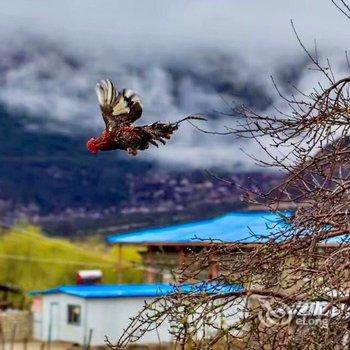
left=258, top=300, right=293, bottom=327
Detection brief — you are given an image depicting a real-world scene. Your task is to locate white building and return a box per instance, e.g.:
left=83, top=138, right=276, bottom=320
left=31, top=283, right=242, bottom=347
left=31, top=284, right=175, bottom=346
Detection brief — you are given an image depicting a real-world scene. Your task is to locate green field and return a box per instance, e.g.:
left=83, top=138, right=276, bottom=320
left=0, top=224, right=143, bottom=307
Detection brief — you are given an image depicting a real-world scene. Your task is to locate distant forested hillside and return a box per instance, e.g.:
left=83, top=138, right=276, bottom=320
left=0, top=105, right=281, bottom=235
left=0, top=105, right=154, bottom=212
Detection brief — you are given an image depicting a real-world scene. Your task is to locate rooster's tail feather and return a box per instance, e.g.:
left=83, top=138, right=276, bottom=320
left=174, top=115, right=207, bottom=126
left=144, top=115, right=206, bottom=147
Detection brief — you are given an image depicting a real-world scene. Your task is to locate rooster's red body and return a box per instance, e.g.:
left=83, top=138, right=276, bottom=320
left=86, top=79, right=204, bottom=156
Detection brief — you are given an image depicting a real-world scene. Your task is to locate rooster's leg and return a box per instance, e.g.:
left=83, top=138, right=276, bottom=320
left=127, top=148, right=138, bottom=156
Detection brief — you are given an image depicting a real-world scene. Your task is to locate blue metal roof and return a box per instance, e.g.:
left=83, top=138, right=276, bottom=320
left=106, top=211, right=288, bottom=245
left=30, top=283, right=243, bottom=299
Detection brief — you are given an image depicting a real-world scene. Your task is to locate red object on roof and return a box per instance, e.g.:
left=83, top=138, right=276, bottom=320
left=76, top=270, right=102, bottom=285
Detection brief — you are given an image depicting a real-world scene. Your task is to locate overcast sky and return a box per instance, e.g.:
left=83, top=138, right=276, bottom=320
left=1, top=0, right=348, bottom=61
left=1, top=0, right=349, bottom=169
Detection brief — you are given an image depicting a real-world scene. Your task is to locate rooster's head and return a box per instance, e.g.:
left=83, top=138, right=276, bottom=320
left=86, top=138, right=99, bottom=155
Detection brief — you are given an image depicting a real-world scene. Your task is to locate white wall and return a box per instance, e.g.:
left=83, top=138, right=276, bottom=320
left=35, top=294, right=245, bottom=347
left=36, top=294, right=87, bottom=345
left=35, top=295, right=174, bottom=346
left=86, top=297, right=173, bottom=346
left=188, top=297, right=248, bottom=340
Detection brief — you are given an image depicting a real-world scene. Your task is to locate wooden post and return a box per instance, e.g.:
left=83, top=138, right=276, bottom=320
left=117, top=244, right=123, bottom=284
left=86, top=329, right=93, bottom=350
left=209, top=254, right=218, bottom=279
left=178, top=247, right=185, bottom=268
left=23, top=337, right=28, bottom=350
left=145, top=248, right=154, bottom=283
left=0, top=324, right=5, bottom=350
left=10, top=324, right=16, bottom=350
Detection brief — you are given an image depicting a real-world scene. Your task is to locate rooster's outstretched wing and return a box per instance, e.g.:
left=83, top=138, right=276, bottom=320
left=95, top=79, right=143, bottom=131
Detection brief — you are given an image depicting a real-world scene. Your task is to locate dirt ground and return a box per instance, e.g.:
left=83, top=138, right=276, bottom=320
left=10, top=341, right=101, bottom=350
left=9, top=341, right=168, bottom=350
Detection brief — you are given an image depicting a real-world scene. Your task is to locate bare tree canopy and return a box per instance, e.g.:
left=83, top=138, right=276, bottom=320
left=108, top=2, right=350, bottom=349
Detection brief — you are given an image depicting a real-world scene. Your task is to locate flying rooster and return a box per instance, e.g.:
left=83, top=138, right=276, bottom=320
left=86, top=79, right=205, bottom=156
